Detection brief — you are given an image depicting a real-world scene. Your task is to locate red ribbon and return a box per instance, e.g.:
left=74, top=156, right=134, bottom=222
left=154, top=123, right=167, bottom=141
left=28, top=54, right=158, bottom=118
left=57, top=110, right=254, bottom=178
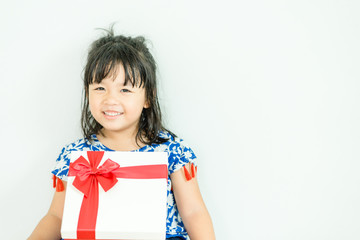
left=68, top=151, right=168, bottom=240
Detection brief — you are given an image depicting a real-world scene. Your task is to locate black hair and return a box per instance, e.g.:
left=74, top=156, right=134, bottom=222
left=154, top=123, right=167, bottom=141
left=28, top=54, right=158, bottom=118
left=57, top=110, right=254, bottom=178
left=81, top=27, right=175, bottom=146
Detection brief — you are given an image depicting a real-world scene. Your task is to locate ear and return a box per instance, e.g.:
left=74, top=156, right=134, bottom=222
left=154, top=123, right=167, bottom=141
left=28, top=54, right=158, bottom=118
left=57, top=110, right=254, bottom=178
left=144, top=100, right=150, bottom=109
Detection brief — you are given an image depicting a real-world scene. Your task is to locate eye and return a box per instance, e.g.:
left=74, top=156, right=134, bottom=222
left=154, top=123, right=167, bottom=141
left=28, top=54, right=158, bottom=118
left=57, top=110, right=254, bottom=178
left=120, top=88, right=131, bottom=93
left=95, top=87, right=105, bottom=91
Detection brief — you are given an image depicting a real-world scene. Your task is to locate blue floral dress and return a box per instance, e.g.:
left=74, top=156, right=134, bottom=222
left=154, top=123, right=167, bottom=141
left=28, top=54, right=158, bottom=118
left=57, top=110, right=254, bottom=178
left=52, top=131, right=196, bottom=240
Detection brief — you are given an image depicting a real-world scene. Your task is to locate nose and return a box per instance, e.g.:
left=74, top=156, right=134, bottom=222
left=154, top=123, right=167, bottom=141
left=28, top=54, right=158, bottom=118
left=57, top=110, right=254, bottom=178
left=103, top=90, right=120, bottom=105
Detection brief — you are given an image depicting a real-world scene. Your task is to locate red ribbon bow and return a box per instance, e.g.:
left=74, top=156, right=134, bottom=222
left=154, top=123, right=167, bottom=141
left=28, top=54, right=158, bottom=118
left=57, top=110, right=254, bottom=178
left=70, top=151, right=120, bottom=197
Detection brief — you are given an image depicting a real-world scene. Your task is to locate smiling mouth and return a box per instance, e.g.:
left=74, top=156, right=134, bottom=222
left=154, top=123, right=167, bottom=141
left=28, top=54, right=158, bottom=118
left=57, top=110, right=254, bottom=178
left=104, top=111, right=123, bottom=116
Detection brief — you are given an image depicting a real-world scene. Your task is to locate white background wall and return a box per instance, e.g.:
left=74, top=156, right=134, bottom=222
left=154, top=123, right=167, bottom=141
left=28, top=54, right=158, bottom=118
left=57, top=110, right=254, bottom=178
left=1, top=0, right=359, bottom=239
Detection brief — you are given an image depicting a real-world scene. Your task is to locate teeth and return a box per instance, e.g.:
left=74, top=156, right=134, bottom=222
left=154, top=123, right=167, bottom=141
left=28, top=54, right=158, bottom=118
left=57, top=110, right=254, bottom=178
left=104, top=112, right=122, bottom=116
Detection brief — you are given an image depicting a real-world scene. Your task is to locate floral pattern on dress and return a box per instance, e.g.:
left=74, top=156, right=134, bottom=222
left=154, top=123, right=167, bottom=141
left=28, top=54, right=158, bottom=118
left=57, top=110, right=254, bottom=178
left=52, top=131, right=196, bottom=240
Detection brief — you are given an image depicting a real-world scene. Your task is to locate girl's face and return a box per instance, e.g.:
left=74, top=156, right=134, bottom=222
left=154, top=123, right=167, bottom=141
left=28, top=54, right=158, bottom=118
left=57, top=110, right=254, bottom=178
left=88, top=64, right=148, bottom=137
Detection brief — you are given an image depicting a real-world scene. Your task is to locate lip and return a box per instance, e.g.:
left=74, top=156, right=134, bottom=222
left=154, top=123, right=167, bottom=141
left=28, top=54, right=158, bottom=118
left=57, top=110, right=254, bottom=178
left=103, top=111, right=123, bottom=119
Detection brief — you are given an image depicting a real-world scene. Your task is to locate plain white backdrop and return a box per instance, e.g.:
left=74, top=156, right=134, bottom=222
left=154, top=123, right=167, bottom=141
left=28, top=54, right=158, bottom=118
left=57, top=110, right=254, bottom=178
left=1, top=0, right=360, bottom=239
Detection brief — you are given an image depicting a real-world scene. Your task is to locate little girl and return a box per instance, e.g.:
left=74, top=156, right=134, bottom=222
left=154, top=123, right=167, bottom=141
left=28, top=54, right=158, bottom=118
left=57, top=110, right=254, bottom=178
left=28, top=28, right=215, bottom=240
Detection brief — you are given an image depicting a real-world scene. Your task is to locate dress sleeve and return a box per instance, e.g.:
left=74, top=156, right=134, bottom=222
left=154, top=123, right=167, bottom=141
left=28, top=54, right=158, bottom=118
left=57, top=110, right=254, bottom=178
left=168, top=138, right=197, bottom=176
left=51, top=145, right=71, bottom=181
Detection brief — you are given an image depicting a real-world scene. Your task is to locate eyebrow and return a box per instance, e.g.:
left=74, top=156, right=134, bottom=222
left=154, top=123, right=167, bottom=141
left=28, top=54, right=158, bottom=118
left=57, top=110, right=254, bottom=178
left=122, top=81, right=132, bottom=86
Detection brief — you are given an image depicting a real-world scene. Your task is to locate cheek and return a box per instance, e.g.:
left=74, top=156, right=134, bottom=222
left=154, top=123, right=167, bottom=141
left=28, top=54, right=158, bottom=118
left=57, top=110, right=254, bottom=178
left=88, top=95, right=100, bottom=114
left=126, top=102, right=142, bottom=113
left=125, top=101, right=145, bottom=117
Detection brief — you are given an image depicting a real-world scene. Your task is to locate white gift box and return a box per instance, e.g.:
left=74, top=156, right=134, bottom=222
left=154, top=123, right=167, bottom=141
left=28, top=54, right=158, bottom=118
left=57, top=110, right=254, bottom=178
left=61, top=151, right=168, bottom=240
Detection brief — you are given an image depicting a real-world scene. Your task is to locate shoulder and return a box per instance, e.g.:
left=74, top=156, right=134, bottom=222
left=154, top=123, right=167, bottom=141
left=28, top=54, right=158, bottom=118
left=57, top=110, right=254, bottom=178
left=59, top=138, right=86, bottom=152
left=56, top=135, right=102, bottom=161
left=156, top=131, right=194, bottom=153
left=58, top=135, right=103, bottom=153
left=156, top=131, right=197, bottom=174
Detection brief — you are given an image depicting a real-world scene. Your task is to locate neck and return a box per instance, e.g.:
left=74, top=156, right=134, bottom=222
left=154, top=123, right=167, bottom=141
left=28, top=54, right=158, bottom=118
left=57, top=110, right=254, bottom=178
left=97, top=128, right=144, bottom=151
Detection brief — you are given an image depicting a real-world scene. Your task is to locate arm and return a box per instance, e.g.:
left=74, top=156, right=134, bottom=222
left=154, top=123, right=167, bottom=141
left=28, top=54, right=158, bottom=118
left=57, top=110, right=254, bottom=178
left=28, top=181, right=67, bottom=240
left=171, top=164, right=215, bottom=240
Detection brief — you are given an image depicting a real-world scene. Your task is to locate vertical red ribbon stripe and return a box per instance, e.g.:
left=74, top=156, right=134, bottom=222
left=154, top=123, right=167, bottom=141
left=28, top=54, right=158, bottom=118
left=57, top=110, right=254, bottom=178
left=68, top=151, right=167, bottom=239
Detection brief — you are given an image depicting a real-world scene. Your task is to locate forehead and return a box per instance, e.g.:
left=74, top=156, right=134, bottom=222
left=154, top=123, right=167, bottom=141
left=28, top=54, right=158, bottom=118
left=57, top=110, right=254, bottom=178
left=92, top=62, right=142, bottom=87
left=100, top=66, right=131, bottom=86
